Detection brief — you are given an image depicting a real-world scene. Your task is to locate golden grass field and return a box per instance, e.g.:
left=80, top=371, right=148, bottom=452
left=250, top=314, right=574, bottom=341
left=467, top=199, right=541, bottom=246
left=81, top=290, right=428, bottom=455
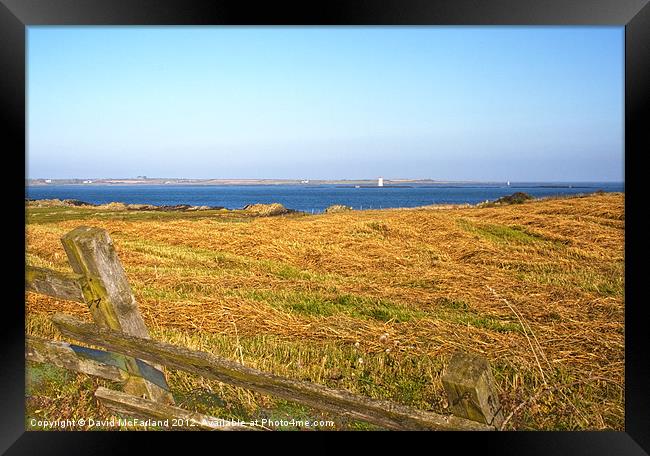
left=25, top=192, right=624, bottom=430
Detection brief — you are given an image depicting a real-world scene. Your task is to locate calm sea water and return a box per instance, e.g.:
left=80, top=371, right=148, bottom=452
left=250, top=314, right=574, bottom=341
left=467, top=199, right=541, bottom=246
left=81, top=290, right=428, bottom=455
left=26, top=182, right=624, bottom=213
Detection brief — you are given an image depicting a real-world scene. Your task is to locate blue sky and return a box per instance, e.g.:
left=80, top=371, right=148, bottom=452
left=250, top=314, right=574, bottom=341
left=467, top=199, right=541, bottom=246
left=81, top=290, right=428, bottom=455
left=27, top=27, right=624, bottom=181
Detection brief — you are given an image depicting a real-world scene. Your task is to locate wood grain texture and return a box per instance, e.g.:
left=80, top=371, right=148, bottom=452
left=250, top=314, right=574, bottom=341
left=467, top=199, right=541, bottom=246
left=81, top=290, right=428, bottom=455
left=60, top=226, right=148, bottom=334
left=441, top=351, right=504, bottom=427
left=26, top=335, right=129, bottom=383
left=25, top=266, right=84, bottom=303
left=53, top=313, right=493, bottom=431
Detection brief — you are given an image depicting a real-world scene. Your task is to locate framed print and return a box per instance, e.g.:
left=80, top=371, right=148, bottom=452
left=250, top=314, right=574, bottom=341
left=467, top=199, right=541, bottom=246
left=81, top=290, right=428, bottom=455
left=1, top=0, right=648, bottom=453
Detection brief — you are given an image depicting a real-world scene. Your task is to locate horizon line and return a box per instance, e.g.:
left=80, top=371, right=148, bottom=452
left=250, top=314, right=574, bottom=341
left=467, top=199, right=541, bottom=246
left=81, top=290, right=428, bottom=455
left=26, top=177, right=625, bottom=183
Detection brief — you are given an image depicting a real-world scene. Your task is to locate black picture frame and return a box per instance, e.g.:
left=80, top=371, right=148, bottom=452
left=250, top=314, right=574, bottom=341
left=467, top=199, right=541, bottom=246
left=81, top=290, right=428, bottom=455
left=2, top=0, right=648, bottom=453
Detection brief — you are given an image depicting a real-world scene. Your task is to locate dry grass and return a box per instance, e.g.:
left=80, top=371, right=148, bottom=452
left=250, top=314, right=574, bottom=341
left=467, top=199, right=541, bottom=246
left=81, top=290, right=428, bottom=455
left=25, top=193, right=624, bottom=430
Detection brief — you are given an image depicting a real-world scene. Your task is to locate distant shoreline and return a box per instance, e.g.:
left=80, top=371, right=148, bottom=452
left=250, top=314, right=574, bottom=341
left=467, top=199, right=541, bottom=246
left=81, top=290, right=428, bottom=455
left=26, top=178, right=624, bottom=187
left=25, top=190, right=625, bottom=214
left=25, top=182, right=624, bottom=213
left=26, top=178, right=480, bottom=186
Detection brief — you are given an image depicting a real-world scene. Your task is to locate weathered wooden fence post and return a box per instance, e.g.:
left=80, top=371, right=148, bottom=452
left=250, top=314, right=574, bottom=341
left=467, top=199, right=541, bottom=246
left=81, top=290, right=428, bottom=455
left=441, top=351, right=503, bottom=428
left=60, top=226, right=174, bottom=405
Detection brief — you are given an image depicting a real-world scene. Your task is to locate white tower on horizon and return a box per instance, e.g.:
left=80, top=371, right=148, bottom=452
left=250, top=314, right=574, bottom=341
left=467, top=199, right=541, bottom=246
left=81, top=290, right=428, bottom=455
left=378, top=177, right=384, bottom=187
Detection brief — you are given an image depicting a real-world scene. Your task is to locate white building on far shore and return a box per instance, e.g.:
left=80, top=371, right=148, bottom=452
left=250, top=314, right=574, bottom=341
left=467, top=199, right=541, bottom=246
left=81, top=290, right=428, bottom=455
left=378, top=177, right=384, bottom=187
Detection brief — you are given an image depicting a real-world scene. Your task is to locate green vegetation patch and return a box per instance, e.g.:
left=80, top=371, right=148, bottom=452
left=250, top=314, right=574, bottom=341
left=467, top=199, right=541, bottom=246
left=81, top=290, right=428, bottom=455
left=434, top=297, right=523, bottom=333
left=27, top=206, right=108, bottom=224
left=237, top=289, right=425, bottom=323
left=262, top=261, right=320, bottom=281
left=478, top=192, right=534, bottom=208
left=494, top=192, right=534, bottom=205
left=26, top=206, right=260, bottom=224
left=26, top=361, right=133, bottom=430
left=254, top=401, right=327, bottom=430
left=457, top=219, right=551, bottom=245
left=518, top=262, right=624, bottom=298
left=120, top=238, right=248, bottom=269
left=120, top=237, right=330, bottom=284
left=26, top=362, right=72, bottom=396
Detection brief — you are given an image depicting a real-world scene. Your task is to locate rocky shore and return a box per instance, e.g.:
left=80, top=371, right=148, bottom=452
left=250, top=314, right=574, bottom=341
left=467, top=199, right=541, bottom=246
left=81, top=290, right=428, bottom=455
left=26, top=191, right=543, bottom=216
left=25, top=198, right=303, bottom=216
left=25, top=198, right=223, bottom=212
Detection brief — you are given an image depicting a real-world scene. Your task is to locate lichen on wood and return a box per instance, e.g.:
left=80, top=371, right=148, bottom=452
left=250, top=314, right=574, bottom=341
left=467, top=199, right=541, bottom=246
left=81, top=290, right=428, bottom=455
left=25, top=266, right=84, bottom=303
left=59, top=226, right=175, bottom=405
left=441, top=351, right=504, bottom=427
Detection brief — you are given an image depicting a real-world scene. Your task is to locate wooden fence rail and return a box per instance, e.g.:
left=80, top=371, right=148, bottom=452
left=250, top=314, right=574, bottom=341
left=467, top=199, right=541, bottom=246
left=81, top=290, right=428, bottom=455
left=26, top=266, right=84, bottom=303
left=26, top=335, right=129, bottom=384
left=51, top=313, right=492, bottom=431
left=26, top=225, right=502, bottom=431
